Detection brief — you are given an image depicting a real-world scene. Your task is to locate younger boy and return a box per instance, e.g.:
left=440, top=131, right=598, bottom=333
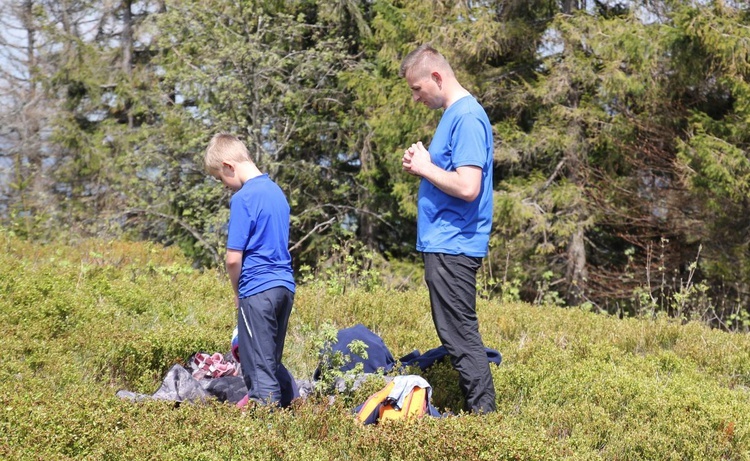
left=204, top=133, right=297, bottom=408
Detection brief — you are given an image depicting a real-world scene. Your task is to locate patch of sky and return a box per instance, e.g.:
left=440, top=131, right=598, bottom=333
left=338, top=151, right=360, bottom=168
left=0, top=155, right=12, bottom=196
left=638, top=170, right=671, bottom=220
left=538, top=27, right=563, bottom=59
left=341, top=212, right=358, bottom=233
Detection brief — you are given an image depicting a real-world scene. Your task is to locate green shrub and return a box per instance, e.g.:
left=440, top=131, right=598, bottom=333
left=2, top=231, right=750, bottom=460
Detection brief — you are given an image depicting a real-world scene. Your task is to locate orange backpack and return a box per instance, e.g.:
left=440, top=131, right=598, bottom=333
left=355, top=380, right=429, bottom=424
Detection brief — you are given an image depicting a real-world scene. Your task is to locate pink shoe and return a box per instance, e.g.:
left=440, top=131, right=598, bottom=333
left=236, top=394, right=249, bottom=409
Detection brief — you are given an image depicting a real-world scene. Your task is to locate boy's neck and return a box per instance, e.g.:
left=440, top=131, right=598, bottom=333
left=235, top=161, right=263, bottom=185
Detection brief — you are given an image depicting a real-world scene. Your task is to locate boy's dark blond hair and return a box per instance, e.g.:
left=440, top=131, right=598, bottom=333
left=204, top=133, right=252, bottom=172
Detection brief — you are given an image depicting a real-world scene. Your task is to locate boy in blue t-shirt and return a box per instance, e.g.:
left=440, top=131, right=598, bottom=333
left=204, top=133, right=297, bottom=408
left=399, top=44, right=496, bottom=414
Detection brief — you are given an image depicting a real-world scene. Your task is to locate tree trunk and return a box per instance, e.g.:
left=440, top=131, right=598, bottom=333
left=561, top=0, right=584, bottom=15
left=121, top=0, right=134, bottom=128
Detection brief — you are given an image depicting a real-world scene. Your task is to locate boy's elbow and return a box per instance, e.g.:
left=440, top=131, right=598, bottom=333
left=225, top=250, right=243, bottom=269
left=225, top=259, right=240, bottom=271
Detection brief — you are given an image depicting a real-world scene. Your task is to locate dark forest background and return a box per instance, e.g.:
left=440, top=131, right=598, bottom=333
left=2, top=0, right=750, bottom=328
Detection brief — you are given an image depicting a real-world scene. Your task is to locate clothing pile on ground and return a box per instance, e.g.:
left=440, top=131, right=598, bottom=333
left=116, top=324, right=502, bottom=413
left=116, top=351, right=247, bottom=404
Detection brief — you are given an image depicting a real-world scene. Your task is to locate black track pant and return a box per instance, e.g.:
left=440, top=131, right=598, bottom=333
left=423, top=252, right=496, bottom=413
left=237, top=286, right=296, bottom=407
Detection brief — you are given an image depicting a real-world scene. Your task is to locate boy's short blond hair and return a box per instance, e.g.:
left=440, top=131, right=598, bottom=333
left=204, top=133, right=252, bottom=172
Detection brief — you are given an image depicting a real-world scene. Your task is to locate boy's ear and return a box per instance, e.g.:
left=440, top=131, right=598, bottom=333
left=221, top=160, right=236, bottom=172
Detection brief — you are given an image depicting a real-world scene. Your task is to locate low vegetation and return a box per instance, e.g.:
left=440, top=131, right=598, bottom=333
left=1, top=232, right=749, bottom=460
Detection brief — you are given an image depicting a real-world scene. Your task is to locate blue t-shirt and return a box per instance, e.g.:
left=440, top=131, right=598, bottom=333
left=226, top=174, right=295, bottom=298
left=417, top=95, right=493, bottom=257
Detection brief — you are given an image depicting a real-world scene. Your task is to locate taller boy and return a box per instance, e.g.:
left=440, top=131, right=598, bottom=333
left=205, top=133, right=297, bottom=407
left=400, top=45, right=496, bottom=413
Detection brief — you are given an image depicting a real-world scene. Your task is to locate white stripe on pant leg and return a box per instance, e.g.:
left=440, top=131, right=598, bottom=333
left=240, top=304, right=253, bottom=339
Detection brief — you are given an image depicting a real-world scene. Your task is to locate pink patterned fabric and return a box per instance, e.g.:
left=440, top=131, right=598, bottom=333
left=190, top=352, right=237, bottom=379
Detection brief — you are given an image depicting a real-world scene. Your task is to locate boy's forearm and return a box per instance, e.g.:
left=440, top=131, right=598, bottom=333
left=228, top=264, right=240, bottom=294
left=226, top=249, right=243, bottom=304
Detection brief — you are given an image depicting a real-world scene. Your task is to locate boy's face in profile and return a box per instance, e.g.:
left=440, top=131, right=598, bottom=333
left=212, top=161, right=243, bottom=192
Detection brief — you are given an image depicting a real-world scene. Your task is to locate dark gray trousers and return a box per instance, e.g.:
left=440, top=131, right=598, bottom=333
left=423, top=252, right=496, bottom=413
left=237, top=286, right=295, bottom=407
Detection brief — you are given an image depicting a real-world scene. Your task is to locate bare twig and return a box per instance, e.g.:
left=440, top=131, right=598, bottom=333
left=289, top=217, right=336, bottom=253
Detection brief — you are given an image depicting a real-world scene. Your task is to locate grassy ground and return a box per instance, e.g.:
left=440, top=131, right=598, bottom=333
left=1, top=232, right=749, bottom=460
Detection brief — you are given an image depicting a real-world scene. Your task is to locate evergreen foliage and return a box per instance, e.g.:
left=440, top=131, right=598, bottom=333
left=1, top=0, right=750, bottom=324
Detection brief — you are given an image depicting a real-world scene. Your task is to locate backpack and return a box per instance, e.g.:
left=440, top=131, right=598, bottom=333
left=379, top=386, right=428, bottom=422
left=355, top=376, right=436, bottom=425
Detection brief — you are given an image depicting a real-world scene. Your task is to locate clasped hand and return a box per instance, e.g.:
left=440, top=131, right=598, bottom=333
left=402, top=141, right=431, bottom=176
